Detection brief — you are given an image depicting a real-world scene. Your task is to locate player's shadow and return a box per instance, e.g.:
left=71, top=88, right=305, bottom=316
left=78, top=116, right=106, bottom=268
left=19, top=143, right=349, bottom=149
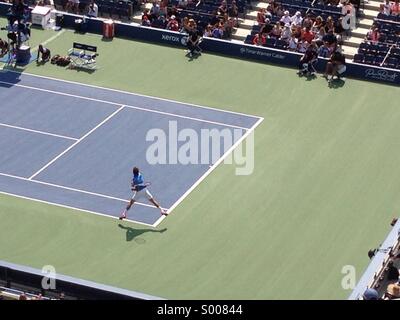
left=328, top=78, right=346, bottom=89
left=118, top=224, right=167, bottom=242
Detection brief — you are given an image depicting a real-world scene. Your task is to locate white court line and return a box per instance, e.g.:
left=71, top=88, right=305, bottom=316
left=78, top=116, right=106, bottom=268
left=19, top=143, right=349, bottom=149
left=0, top=81, right=249, bottom=131
left=0, top=172, right=167, bottom=210
left=0, top=190, right=155, bottom=227
left=153, top=116, right=264, bottom=227
left=5, top=70, right=262, bottom=120
left=31, top=29, right=66, bottom=53
left=0, top=122, right=78, bottom=141
left=28, top=105, right=125, bottom=180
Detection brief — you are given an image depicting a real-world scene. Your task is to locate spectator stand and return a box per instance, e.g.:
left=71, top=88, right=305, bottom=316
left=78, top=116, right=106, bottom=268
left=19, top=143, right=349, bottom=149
left=349, top=218, right=400, bottom=300
left=353, top=11, right=400, bottom=70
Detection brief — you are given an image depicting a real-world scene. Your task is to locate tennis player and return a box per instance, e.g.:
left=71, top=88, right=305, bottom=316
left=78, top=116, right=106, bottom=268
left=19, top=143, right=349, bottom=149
left=119, top=167, right=168, bottom=220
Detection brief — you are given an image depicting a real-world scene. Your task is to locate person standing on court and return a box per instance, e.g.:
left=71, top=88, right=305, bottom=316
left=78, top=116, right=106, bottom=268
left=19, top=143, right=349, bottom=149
left=119, top=167, right=168, bottom=220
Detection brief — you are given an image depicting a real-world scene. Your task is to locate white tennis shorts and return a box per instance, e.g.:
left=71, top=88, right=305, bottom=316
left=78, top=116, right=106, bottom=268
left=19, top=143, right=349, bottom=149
left=131, top=188, right=153, bottom=201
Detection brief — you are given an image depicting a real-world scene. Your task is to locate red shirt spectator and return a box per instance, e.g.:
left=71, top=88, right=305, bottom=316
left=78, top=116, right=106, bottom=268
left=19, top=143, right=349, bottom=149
left=253, top=33, right=266, bottom=46
left=302, top=27, right=315, bottom=43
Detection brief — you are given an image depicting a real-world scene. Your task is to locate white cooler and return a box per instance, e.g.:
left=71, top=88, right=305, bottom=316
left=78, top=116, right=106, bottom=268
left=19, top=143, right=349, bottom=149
left=31, top=6, right=51, bottom=28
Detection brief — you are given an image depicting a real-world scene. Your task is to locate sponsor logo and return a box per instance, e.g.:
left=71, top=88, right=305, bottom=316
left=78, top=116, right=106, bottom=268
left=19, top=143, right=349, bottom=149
left=161, top=34, right=180, bottom=43
left=365, top=69, right=398, bottom=82
left=239, top=47, right=285, bottom=60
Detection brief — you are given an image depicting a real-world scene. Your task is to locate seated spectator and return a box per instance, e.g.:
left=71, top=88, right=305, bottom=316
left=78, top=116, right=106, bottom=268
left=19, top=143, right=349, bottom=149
left=86, top=0, right=98, bottom=18
left=218, top=0, right=228, bottom=16
left=315, top=26, right=326, bottom=46
left=203, top=24, right=213, bottom=37
left=325, top=16, right=335, bottom=33
left=142, top=9, right=151, bottom=26
left=37, top=44, right=51, bottom=63
left=318, top=42, right=331, bottom=57
left=65, top=0, right=79, bottom=14
left=291, top=11, right=303, bottom=27
left=363, top=288, right=379, bottom=300
left=385, top=282, right=400, bottom=299
left=260, top=18, right=273, bottom=36
left=166, top=15, right=179, bottom=31
left=280, top=10, right=291, bottom=25
left=270, top=22, right=282, bottom=38
left=297, top=40, right=309, bottom=53
left=334, top=17, right=345, bottom=44
left=222, top=14, right=234, bottom=38
left=323, top=30, right=338, bottom=49
left=387, top=261, right=400, bottom=281
left=365, top=26, right=380, bottom=44
left=288, top=33, right=298, bottom=51
left=150, top=0, right=161, bottom=20
left=19, top=292, right=28, bottom=300
left=302, top=14, right=313, bottom=29
left=228, top=1, right=239, bottom=27
left=312, top=16, right=324, bottom=33
left=180, top=16, right=189, bottom=33
left=212, top=23, right=224, bottom=38
left=302, top=26, right=315, bottom=44
left=281, top=23, right=291, bottom=41
left=391, top=0, right=400, bottom=15
left=381, top=0, right=392, bottom=15
left=0, top=38, right=8, bottom=57
left=253, top=32, right=266, bottom=46
left=257, top=8, right=267, bottom=26
left=324, top=50, right=346, bottom=82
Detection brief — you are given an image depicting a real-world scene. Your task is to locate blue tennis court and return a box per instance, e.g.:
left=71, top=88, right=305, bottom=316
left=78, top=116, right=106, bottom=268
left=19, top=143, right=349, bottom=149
left=0, top=71, right=262, bottom=226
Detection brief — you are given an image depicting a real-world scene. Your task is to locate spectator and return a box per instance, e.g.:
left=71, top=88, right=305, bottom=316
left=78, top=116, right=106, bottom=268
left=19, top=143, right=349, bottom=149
left=318, top=42, right=331, bottom=57
left=19, top=292, right=28, bottom=300
left=66, top=0, right=79, bottom=14
left=381, top=0, right=392, bottom=15
left=260, top=18, right=273, bottom=36
left=291, top=11, right=303, bottom=27
left=87, top=0, right=98, bottom=18
left=270, top=22, right=282, bottom=38
left=280, top=10, right=291, bottom=25
left=150, top=0, right=160, bottom=20
left=391, top=0, right=400, bottom=15
left=365, top=26, right=380, bottom=44
left=281, top=23, right=291, bottom=41
left=218, top=0, right=228, bottom=16
left=166, top=15, right=179, bottom=31
left=363, top=288, right=379, bottom=300
left=385, top=283, right=400, bottom=299
left=228, top=1, right=239, bottom=26
left=387, top=261, right=400, bottom=281
left=297, top=40, right=309, bottom=53
left=325, top=16, right=335, bottom=33
left=315, top=26, right=326, bottom=46
left=203, top=24, right=213, bottom=37
left=257, top=8, right=267, bottom=26
left=222, top=14, right=233, bottom=38
left=252, top=32, right=266, bottom=46
left=312, top=16, right=324, bottom=33
left=301, top=26, right=315, bottom=44
left=302, top=14, right=313, bottom=29
left=288, top=33, right=298, bottom=51
left=142, top=9, right=151, bottom=26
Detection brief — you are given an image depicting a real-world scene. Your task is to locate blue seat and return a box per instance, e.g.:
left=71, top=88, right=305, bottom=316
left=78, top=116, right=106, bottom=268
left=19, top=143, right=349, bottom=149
left=364, top=54, right=375, bottom=64
left=384, top=57, right=399, bottom=68
left=353, top=53, right=364, bottom=63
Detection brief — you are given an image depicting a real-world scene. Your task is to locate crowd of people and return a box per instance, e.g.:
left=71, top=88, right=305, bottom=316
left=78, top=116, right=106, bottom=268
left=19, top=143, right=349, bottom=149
left=253, top=1, right=351, bottom=59
left=141, top=0, right=239, bottom=40
left=380, top=0, right=400, bottom=16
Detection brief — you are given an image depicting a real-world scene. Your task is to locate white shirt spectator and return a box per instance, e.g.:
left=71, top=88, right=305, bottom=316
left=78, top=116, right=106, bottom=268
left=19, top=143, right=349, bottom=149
left=382, top=0, right=391, bottom=15
left=88, top=3, right=98, bottom=17
left=291, top=11, right=303, bottom=27
left=288, top=36, right=298, bottom=51
left=281, top=24, right=291, bottom=40
left=280, top=11, right=291, bottom=25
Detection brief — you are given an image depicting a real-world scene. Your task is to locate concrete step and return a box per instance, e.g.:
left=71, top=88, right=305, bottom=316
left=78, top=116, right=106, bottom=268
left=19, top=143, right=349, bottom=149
left=240, top=18, right=258, bottom=29
left=342, top=44, right=358, bottom=59
left=246, top=10, right=258, bottom=20
left=360, top=8, right=380, bottom=19
left=343, top=35, right=364, bottom=47
left=231, top=27, right=250, bottom=40
left=350, top=26, right=369, bottom=38
left=357, top=17, right=375, bottom=29
left=363, top=0, right=382, bottom=11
